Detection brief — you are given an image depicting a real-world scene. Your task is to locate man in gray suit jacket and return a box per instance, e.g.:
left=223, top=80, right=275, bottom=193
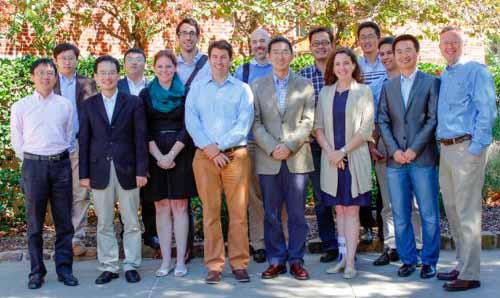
left=252, top=37, right=315, bottom=281
left=378, top=34, right=440, bottom=279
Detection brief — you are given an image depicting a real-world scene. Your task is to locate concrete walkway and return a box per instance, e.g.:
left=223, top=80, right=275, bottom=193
left=1, top=250, right=499, bottom=298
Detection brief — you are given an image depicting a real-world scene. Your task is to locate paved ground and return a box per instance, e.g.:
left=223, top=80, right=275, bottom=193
left=1, top=250, right=499, bottom=298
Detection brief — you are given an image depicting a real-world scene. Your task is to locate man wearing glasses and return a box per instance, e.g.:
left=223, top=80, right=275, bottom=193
left=53, top=43, right=97, bottom=258
left=79, top=56, right=148, bottom=284
left=299, top=27, right=339, bottom=264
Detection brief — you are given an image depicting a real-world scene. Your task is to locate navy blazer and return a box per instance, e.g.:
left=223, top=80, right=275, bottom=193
left=117, top=77, right=131, bottom=94
left=78, top=91, right=148, bottom=190
left=378, top=70, right=440, bottom=168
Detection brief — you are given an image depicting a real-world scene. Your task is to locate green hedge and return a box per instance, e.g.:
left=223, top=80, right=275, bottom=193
left=1, top=55, right=499, bottom=232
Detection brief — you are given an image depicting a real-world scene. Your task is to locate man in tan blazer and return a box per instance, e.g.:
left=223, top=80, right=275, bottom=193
left=252, top=36, right=315, bottom=281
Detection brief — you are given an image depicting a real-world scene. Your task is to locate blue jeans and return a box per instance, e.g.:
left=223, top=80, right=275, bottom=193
left=386, top=164, right=440, bottom=266
left=310, top=146, right=338, bottom=252
left=259, top=162, right=309, bottom=265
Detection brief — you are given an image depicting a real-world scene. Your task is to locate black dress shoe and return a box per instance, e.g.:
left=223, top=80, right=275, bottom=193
left=374, top=248, right=400, bottom=266
left=125, top=270, right=141, bottom=283
left=95, top=271, right=119, bottom=284
left=58, top=274, right=79, bottom=286
left=27, top=274, right=44, bottom=289
left=144, top=236, right=160, bottom=249
left=420, top=264, right=436, bottom=279
left=437, top=269, right=460, bottom=281
left=253, top=249, right=266, bottom=263
left=444, top=279, right=481, bottom=291
left=320, top=249, right=339, bottom=263
left=398, top=264, right=416, bottom=277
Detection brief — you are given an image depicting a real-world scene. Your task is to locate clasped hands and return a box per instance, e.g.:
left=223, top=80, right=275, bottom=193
left=203, top=144, right=230, bottom=169
left=272, top=144, right=291, bottom=160
left=326, top=148, right=347, bottom=170
left=393, top=149, right=416, bottom=164
left=157, top=152, right=176, bottom=170
left=79, top=176, right=148, bottom=188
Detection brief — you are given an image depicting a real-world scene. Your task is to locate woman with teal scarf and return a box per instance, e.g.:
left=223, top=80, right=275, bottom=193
left=139, top=50, right=197, bottom=278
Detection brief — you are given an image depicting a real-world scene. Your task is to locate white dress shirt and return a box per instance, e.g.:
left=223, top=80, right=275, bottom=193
left=102, top=90, right=118, bottom=124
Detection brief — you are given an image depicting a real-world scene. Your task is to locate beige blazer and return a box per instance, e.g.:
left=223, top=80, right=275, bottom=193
left=314, top=81, right=374, bottom=198
left=251, top=72, right=315, bottom=175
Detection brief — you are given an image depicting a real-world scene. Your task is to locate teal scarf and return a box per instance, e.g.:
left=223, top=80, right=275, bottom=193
left=148, top=74, right=185, bottom=113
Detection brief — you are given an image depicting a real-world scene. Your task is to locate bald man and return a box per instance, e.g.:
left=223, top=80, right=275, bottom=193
left=235, top=28, right=286, bottom=263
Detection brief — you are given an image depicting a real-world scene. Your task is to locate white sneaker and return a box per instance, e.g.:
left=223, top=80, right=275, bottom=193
left=343, top=267, right=357, bottom=279
left=156, top=264, right=173, bottom=277
left=326, top=256, right=346, bottom=274
left=174, top=266, right=188, bottom=277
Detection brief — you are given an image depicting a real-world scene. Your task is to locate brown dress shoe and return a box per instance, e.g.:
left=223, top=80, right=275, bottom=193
left=205, top=271, right=222, bottom=284
left=232, top=269, right=250, bottom=282
left=444, top=279, right=481, bottom=291
left=289, top=263, right=310, bottom=280
left=72, top=243, right=87, bottom=257
left=437, top=269, right=460, bottom=281
left=261, top=264, right=287, bottom=279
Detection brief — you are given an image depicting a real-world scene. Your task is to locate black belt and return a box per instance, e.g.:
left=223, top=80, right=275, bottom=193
left=154, top=129, right=180, bottom=134
left=440, top=135, right=471, bottom=146
left=222, top=145, right=247, bottom=153
left=24, top=151, right=69, bottom=161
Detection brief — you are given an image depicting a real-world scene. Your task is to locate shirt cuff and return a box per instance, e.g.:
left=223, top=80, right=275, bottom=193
left=468, top=141, right=484, bottom=156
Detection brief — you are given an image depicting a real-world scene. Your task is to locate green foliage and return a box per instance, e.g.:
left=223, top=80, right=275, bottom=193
left=484, top=150, right=500, bottom=198
left=0, top=168, right=25, bottom=231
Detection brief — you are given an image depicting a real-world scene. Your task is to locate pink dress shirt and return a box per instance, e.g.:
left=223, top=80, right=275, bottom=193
left=10, top=91, right=74, bottom=160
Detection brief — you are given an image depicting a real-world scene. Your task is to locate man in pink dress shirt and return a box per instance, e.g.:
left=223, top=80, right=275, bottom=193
left=10, top=58, right=78, bottom=290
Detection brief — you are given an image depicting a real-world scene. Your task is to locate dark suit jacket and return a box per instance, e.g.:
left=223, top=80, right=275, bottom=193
left=378, top=70, right=440, bottom=168
left=54, top=74, right=97, bottom=110
left=117, top=78, right=131, bottom=94
left=78, top=91, right=148, bottom=190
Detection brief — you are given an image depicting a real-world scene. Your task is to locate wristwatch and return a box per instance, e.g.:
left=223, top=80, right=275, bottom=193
left=340, top=146, right=347, bottom=156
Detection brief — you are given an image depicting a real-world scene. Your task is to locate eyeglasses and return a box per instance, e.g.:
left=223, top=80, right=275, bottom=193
left=97, top=71, right=118, bottom=76
left=179, top=31, right=197, bottom=37
left=440, top=41, right=461, bottom=46
left=271, top=50, right=292, bottom=57
left=126, top=57, right=145, bottom=63
left=311, top=40, right=331, bottom=47
left=359, top=34, right=378, bottom=41
left=58, top=56, right=77, bottom=62
left=34, top=71, right=56, bottom=77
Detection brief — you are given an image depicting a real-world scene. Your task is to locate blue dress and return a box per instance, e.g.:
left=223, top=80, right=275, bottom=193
left=321, top=90, right=371, bottom=206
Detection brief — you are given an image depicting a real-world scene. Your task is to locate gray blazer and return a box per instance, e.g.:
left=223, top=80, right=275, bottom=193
left=378, top=70, right=440, bottom=168
left=251, top=72, right=315, bottom=175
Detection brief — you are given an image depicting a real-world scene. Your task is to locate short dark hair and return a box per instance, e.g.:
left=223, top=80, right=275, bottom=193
left=268, top=36, right=293, bottom=54
left=124, top=48, right=146, bottom=61
left=324, top=47, right=362, bottom=85
left=378, top=37, right=395, bottom=49
left=176, top=17, right=200, bottom=36
left=30, top=58, right=58, bottom=75
left=308, top=27, right=334, bottom=43
left=357, top=21, right=381, bottom=38
left=93, top=55, right=120, bottom=73
left=393, top=34, right=420, bottom=53
left=208, top=40, right=233, bottom=59
left=53, top=43, right=80, bottom=59
left=153, top=50, right=177, bottom=67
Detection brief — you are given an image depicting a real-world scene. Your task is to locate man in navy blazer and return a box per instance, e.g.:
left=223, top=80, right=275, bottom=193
left=378, top=35, right=440, bottom=279
left=79, top=55, right=148, bottom=285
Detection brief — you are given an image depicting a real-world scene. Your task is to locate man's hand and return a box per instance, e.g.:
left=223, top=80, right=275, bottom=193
left=393, top=150, right=409, bottom=164
left=203, top=144, right=220, bottom=160
left=272, top=144, right=291, bottom=160
left=212, top=153, right=230, bottom=169
left=369, top=142, right=384, bottom=161
left=79, top=178, right=90, bottom=189
left=136, top=176, right=148, bottom=188
left=403, top=149, right=417, bottom=162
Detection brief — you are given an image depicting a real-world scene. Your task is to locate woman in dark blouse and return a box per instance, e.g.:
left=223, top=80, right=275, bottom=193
left=139, top=50, right=196, bottom=277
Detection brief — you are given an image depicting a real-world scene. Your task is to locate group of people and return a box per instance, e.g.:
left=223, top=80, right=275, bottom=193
left=10, top=17, right=497, bottom=293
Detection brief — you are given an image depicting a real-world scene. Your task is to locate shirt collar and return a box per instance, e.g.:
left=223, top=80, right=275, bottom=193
left=206, top=74, right=234, bottom=86
left=273, top=70, right=291, bottom=85
left=126, top=76, right=146, bottom=87
left=103, top=90, right=118, bottom=102
left=250, top=58, right=271, bottom=67
left=177, top=50, right=203, bottom=65
left=59, top=72, right=76, bottom=84
left=361, top=55, right=381, bottom=67
left=401, top=69, right=418, bottom=82
left=446, top=57, right=467, bottom=71
left=34, top=90, right=55, bottom=101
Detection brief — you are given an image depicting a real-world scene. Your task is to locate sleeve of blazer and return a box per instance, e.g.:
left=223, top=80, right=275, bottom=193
left=357, top=86, right=375, bottom=141
left=313, top=88, right=325, bottom=131
left=176, top=101, right=192, bottom=146
left=283, top=80, right=315, bottom=153
left=378, top=83, right=400, bottom=158
left=408, top=77, right=439, bottom=155
left=133, top=97, right=149, bottom=177
left=251, top=81, right=280, bottom=156
left=78, top=100, right=91, bottom=179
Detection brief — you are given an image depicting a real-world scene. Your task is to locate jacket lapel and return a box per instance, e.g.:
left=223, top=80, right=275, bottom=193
left=95, top=94, right=109, bottom=124
left=53, top=77, right=62, bottom=95
left=281, top=72, right=296, bottom=120
left=265, top=74, right=281, bottom=118
left=110, top=92, right=126, bottom=124
left=391, top=77, right=406, bottom=115
left=405, top=71, right=422, bottom=116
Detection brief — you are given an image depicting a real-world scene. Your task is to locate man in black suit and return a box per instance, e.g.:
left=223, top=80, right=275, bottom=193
left=378, top=34, right=440, bottom=279
left=79, top=55, right=148, bottom=284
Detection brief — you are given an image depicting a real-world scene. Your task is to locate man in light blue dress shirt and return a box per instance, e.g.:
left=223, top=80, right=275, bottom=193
left=436, top=26, right=498, bottom=292
left=185, top=40, right=254, bottom=284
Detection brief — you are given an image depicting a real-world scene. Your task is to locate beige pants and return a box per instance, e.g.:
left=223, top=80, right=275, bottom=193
left=247, top=141, right=288, bottom=250
left=70, top=144, right=90, bottom=243
left=92, top=162, right=141, bottom=273
left=375, top=160, right=422, bottom=249
left=193, top=148, right=250, bottom=272
left=439, top=140, right=487, bottom=281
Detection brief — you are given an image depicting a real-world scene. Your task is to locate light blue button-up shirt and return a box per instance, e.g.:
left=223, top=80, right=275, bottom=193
left=358, top=55, right=386, bottom=84
left=437, top=60, right=497, bottom=155
left=176, top=51, right=211, bottom=85
left=234, top=58, right=273, bottom=83
left=273, top=71, right=290, bottom=115
left=400, top=70, right=418, bottom=108
left=102, top=90, right=118, bottom=124
left=185, top=75, right=254, bottom=150
left=369, top=73, right=388, bottom=123
left=59, top=73, right=78, bottom=132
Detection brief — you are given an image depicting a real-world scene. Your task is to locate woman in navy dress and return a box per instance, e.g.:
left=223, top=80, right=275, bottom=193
left=140, top=50, right=197, bottom=277
left=314, top=48, right=375, bottom=279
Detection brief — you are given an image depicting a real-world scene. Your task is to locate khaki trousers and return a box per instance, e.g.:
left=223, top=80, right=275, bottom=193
left=92, top=162, right=141, bottom=273
left=193, top=148, right=250, bottom=272
left=439, top=140, right=487, bottom=281
left=247, top=141, right=288, bottom=250
left=375, top=160, right=422, bottom=249
left=70, top=144, right=90, bottom=243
